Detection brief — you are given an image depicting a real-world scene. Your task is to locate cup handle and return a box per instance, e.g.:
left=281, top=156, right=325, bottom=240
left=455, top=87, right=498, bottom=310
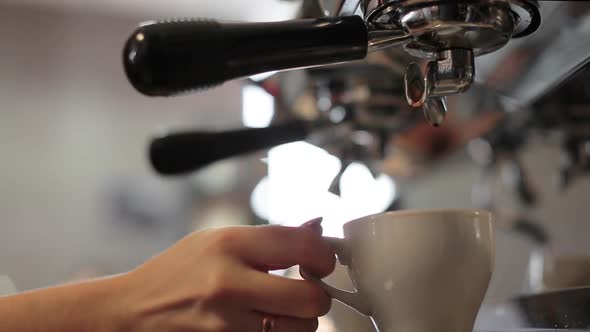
left=300, top=237, right=372, bottom=316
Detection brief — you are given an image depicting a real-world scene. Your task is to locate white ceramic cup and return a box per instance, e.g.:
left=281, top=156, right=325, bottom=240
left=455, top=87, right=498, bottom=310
left=302, top=209, right=495, bottom=332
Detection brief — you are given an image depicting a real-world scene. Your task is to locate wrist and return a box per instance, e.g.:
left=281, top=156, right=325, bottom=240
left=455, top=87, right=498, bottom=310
left=89, top=273, right=136, bottom=332
left=54, top=273, right=136, bottom=332
left=0, top=273, right=135, bottom=332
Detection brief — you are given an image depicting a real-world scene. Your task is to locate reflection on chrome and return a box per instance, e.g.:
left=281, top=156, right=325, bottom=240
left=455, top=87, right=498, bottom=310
left=476, top=287, right=590, bottom=330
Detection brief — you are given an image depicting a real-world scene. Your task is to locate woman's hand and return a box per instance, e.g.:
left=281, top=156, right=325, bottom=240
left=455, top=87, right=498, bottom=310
left=119, top=220, right=335, bottom=332
left=0, top=219, right=334, bottom=332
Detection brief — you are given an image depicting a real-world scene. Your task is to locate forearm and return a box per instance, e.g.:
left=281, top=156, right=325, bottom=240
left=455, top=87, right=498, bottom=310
left=0, top=274, right=131, bottom=332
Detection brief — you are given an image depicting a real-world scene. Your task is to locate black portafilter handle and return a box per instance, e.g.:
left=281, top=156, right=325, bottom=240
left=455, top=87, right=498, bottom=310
left=150, top=120, right=327, bottom=176
left=123, top=16, right=368, bottom=97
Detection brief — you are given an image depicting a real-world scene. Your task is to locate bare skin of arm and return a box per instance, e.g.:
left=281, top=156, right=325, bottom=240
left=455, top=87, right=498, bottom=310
left=0, top=275, right=131, bottom=332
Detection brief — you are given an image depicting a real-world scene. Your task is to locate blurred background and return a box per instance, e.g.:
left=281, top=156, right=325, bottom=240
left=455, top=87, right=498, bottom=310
left=1, top=1, right=590, bottom=331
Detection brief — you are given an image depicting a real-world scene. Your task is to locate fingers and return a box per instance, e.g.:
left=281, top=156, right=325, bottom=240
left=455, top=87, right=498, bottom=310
left=223, top=225, right=336, bottom=278
left=197, top=221, right=335, bottom=320
left=238, top=268, right=332, bottom=319
left=227, top=310, right=318, bottom=332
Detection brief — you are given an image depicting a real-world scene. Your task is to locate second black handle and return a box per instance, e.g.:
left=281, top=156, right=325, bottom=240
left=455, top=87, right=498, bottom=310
left=150, top=120, right=321, bottom=176
left=124, top=16, right=368, bottom=97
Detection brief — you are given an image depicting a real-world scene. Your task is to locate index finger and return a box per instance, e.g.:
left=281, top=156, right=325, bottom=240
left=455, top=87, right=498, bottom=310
left=224, top=225, right=336, bottom=278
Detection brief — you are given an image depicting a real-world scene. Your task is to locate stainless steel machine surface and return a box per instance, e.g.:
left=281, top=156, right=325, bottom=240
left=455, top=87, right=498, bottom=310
left=476, top=286, right=590, bottom=330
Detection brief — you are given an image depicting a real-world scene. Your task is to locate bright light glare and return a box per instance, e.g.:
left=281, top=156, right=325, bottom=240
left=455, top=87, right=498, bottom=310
left=250, top=176, right=271, bottom=221
left=250, top=143, right=397, bottom=238
left=338, top=163, right=396, bottom=222
left=267, top=142, right=342, bottom=228
left=242, top=85, right=275, bottom=128
left=249, top=71, right=278, bottom=82
left=250, top=142, right=342, bottom=225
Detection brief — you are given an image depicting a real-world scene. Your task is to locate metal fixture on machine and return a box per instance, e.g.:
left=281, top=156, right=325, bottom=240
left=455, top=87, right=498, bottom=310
left=360, top=0, right=540, bottom=126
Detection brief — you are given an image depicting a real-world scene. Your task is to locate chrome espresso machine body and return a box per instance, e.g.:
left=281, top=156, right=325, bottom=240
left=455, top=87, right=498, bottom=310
left=121, top=0, right=590, bottom=330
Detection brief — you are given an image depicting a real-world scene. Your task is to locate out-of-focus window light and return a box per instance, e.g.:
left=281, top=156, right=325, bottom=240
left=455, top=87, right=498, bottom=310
left=242, top=85, right=275, bottom=128
left=251, top=141, right=342, bottom=226
left=338, top=162, right=397, bottom=221
left=250, top=142, right=397, bottom=238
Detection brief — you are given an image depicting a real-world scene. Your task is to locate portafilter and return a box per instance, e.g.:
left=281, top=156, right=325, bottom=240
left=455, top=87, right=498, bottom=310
left=123, top=0, right=540, bottom=126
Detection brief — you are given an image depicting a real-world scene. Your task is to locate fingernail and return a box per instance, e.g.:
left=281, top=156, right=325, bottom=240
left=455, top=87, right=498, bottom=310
left=301, top=217, right=323, bottom=235
left=301, top=217, right=323, bottom=228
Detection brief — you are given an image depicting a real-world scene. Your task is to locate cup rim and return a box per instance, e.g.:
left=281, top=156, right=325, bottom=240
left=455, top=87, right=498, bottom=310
left=343, top=208, right=492, bottom=229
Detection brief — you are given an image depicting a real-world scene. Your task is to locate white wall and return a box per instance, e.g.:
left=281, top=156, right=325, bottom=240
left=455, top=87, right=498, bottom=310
left=0, top=5, right=244, bottom=290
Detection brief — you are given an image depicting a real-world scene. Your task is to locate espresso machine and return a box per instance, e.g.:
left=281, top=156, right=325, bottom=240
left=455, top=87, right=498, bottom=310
left=121, top=0, right=590, bottom=330
left=122, top=0, right=541, bottom=173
